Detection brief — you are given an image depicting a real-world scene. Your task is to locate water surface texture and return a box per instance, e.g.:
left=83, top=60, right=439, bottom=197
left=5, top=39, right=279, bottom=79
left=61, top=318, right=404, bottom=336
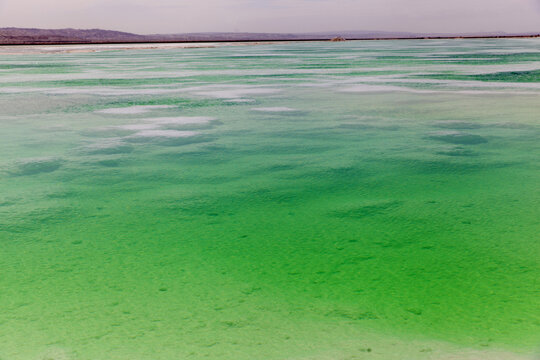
left=1, top=39, right=539, bottom=360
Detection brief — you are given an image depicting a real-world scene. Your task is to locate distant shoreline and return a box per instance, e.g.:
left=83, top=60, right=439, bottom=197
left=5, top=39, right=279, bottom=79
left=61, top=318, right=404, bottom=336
left=1, top=34, right=539, bottom=46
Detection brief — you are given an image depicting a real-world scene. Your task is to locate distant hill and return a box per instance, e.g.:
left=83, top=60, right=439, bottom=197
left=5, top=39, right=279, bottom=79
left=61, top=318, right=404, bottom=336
left=1, top=27, right=538, bottom=45
left=0, top=28, right=147, bottom=44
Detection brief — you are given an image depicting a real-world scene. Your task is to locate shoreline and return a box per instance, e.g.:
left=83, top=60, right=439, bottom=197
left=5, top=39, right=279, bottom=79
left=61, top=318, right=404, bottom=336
left=1, top=34, right=539, bottom=47
left=0, top=41, right=277, bottom=54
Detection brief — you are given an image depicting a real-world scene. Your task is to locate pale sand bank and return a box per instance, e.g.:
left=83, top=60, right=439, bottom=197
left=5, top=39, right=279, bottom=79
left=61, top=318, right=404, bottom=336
left=284, top=329, right=536, bottom=360
left=25, top=338, right=535, bottom=360
left=290, top=343, right=534, bottom=360
left=0, top=41, right=282, bottom=55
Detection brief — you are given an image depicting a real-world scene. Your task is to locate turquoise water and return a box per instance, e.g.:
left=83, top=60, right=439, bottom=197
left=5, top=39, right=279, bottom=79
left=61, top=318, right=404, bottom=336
left=0, top=39, right=539, bottom=360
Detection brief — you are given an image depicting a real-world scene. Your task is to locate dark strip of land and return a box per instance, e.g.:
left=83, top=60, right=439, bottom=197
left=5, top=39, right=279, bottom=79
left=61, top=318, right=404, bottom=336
left=1, top=28, right=538, bottom=46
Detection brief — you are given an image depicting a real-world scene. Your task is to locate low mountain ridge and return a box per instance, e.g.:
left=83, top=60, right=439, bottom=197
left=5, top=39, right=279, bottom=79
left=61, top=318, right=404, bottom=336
left=0, top=28, right=147, bottom=44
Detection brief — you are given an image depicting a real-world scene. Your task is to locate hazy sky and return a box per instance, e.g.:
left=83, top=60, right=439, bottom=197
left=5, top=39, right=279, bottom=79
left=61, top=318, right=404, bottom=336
left=0, top=0, right=539, bottom=34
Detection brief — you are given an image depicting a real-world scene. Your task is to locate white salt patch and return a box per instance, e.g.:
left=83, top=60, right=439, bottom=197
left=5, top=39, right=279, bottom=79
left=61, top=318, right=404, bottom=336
left=224, top=98, right=256, bottom=103
left=340, top=84, right=436, bottom=94
left=130, top=130, right=200, bottom=138
left=0, top=86, right=182, bottom=95
left=0, top=87, right=45, bottom=94
left=195, top=87, right=281, bottom=99
left=96, top=105, right=175, bottom=115
left=146, top=116, right=216, bottom=125
left=430, top=130, right=463, bottom=136
left=116, top=124, right=161, bottom=131
left=81, top=138, right=133, bottom=154
left=86, top=88, right=185, bottom=96
left=0, top=67, right=387, bottom=84
left=251, top=107, right=299, bottom=112
left=85, top=138, right=125, bottom=149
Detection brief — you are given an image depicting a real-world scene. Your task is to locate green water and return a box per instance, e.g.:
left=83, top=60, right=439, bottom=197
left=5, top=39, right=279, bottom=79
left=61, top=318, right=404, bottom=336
left=0, top=39, right=539, bottom=360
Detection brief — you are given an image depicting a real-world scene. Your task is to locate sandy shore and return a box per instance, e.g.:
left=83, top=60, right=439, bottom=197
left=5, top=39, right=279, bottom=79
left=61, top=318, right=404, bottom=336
left=0, top=41, right=282, bottom=55
left=29, top=338, right=537, bottom=360
left=286, top=330, right=537, bottom=360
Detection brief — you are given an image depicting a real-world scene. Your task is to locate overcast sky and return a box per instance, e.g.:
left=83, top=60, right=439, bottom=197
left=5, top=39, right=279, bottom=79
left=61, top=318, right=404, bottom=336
left=0, top=0, right=539, bottom=34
